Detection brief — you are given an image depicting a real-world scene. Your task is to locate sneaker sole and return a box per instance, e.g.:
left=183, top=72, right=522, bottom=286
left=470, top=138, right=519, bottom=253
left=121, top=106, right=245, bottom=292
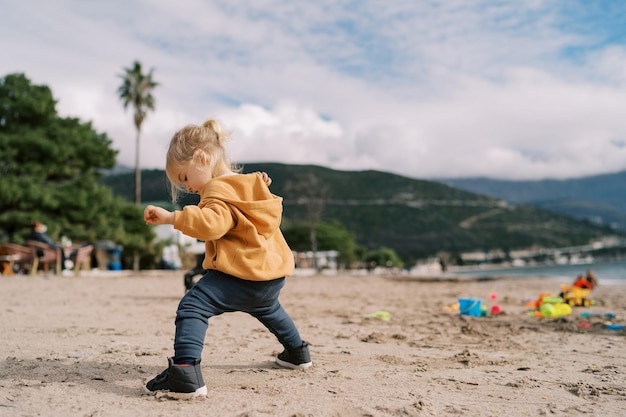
left=143, top=385, right=207, bottom=399
left=275, top=358, right=313, bottom=370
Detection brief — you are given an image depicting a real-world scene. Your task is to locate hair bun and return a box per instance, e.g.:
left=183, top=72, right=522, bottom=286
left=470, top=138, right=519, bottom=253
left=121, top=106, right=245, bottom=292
left=202, top=119, right=215, bottom=128
left=202, top=118, right=228, bottom=144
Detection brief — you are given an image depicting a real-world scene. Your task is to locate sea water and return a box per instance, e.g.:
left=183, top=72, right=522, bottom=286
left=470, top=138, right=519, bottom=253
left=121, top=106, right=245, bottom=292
left=452, top=259, right=626, bottom=282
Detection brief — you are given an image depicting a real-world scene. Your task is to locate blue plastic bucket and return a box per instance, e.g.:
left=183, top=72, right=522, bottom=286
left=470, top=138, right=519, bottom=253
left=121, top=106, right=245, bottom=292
left=459, top=298, right=482, bottom=317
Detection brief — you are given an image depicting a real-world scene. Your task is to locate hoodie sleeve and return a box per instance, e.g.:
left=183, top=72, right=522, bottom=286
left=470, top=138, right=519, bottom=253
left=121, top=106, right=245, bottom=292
left=173, top=199, right=235, bottom=241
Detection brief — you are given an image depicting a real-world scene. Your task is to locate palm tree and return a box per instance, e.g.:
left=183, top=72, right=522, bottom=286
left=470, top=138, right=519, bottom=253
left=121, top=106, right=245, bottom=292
left=117, top=60, right=158, bottom=206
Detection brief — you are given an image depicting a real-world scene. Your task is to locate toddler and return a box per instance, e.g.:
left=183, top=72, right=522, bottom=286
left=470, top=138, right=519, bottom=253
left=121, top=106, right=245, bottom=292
left=143, top=118, right=311, bottom=399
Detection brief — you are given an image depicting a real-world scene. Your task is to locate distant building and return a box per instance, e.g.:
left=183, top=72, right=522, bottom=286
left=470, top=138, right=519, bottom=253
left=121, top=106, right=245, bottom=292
left=293, top=250, right=339, bottom=270
left=460, top=249, right=506, bottom=264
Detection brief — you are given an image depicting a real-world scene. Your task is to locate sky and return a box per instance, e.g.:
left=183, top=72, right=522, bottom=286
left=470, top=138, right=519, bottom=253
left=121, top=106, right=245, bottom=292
left=2, top=0, right=626, bottom=181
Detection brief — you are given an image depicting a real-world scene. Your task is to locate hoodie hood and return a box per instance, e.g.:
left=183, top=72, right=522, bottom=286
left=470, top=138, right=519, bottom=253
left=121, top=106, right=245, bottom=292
left=199, top=173, right=283, bottom=238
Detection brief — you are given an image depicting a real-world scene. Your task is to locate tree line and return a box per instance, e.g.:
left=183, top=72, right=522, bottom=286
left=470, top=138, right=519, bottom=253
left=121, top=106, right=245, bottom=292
left=0, top=72, right=157, bottom=269
left=0, top=71, right=404, bottom=271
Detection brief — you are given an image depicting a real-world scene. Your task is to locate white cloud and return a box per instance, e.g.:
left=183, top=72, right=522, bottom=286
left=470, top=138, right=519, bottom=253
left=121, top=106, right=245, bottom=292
left=217, top=102, right=346, bottom=166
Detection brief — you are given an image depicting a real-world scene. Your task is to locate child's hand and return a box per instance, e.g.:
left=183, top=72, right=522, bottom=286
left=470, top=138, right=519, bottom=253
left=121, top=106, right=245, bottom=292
left=144, top=205, right=174, bottom=225
left=257, top=171, right=272, bottom=187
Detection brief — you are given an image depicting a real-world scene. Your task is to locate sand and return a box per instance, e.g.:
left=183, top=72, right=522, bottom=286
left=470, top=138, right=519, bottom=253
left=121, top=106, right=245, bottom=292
left=1, top=270, right=625, bottom=417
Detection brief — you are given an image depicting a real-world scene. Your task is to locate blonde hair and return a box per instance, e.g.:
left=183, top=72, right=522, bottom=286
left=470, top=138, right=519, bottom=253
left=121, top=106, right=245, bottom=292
left=166, top=118, right=234, bottom=202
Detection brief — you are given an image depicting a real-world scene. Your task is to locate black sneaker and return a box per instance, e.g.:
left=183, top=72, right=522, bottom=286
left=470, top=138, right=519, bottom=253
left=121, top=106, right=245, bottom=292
left=144, top=358, right=207, bottom=399
left=275, top=341, right=312, bottom=369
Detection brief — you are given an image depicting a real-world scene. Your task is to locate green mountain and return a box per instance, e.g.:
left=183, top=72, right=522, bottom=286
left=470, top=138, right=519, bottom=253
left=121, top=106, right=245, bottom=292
left=442, top=170, right=626, bottom=230
left=101, top=163, right=621, bottom=262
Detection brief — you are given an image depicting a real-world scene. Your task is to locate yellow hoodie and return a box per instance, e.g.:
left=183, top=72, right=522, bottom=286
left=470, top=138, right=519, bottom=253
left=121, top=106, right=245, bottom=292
left=172, top=173, right=294, bottom=281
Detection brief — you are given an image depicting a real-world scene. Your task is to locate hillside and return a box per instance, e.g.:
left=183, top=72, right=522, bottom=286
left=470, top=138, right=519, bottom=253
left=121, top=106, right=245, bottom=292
left=101, top=163, right=621, bottom=261
left=442, top=170, right=626, bottom=230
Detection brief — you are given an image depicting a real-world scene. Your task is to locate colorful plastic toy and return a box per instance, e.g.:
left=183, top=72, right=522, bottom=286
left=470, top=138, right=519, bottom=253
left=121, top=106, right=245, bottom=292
left=559, top=284, right=593, bottom=307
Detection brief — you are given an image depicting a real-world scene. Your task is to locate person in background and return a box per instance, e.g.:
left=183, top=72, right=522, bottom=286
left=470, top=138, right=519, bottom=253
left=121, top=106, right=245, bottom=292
left=573, top=269, right=598, bottom=290
left=182, top=239, right=207, bottom=292
left=28, top=222, right=77, bottom=271
left=28, top=222, right=58, bottom=250
left=142, top=118, right=311, bottom=399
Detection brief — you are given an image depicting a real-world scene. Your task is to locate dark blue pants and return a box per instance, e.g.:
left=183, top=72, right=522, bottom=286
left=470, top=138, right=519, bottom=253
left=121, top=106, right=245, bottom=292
left=173, top=269, right=303, bottom=361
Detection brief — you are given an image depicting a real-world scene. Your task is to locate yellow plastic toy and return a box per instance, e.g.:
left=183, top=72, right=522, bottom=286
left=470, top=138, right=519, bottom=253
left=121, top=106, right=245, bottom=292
left=537, top=302, right=572, bottom=317
left=559, top=284, right=592, bottom=307
left=367, top=310, right=391, bottom=321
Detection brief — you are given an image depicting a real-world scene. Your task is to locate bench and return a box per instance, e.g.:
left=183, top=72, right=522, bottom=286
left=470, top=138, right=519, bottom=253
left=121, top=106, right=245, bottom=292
left=71, top=244, right=94, bottom=276
left=0, top=243, right=35, bottom=276
left=27, top=240, right=61, bottom=275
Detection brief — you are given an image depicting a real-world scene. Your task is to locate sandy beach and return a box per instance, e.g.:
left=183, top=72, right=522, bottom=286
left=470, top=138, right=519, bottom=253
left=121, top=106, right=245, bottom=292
left=1, top=270, right=625, bottom=416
